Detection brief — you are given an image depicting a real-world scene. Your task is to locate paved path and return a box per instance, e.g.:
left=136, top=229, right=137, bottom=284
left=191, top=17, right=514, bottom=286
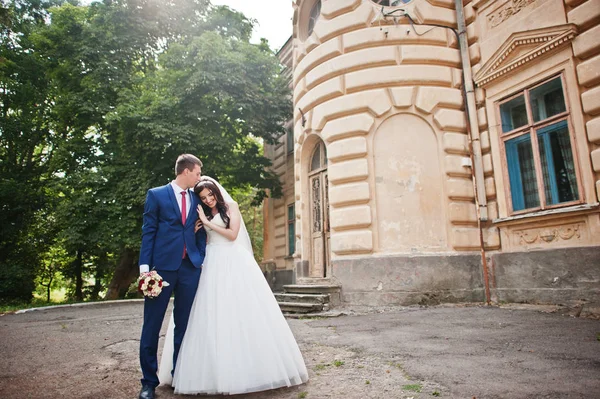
left=1, top=301, right=599, bottom=398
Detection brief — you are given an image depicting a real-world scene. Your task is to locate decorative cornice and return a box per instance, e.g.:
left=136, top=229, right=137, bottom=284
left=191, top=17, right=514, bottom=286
left=471, top=0, right=495, bottom=10
left=474, top=24, right=578, bottom=88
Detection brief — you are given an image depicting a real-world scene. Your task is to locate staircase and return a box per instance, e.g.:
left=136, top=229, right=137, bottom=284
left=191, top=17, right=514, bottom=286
left=276, top=279, right=341, bottom=314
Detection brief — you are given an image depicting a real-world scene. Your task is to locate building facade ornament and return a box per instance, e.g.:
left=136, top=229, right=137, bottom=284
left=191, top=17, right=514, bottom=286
left=474, top=24, right=578, bottom=87
left=488, top=0, right=537, bottom=28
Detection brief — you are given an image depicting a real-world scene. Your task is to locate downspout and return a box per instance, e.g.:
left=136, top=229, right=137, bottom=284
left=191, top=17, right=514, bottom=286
left=454, top=0, right=491, bottom=304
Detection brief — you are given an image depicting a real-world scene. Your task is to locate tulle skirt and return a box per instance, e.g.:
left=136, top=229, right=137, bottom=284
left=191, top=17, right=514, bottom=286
left=159, top=241, right=308, bottom=395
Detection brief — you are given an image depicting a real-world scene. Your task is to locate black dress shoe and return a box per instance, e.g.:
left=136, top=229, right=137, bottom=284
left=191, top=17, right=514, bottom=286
left=138, top=385, right=155, bottom=399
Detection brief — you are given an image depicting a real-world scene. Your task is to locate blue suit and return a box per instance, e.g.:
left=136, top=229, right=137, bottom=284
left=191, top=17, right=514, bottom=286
left=138, top=184, right=207, bottom=388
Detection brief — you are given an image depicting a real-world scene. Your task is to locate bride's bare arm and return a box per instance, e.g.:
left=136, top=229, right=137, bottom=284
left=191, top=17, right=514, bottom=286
left=197, top=203, right=242, bottom=241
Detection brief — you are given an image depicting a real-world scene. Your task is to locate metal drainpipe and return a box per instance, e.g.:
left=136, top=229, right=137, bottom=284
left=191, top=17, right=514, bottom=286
left=454, top=0, right=491, bottom=304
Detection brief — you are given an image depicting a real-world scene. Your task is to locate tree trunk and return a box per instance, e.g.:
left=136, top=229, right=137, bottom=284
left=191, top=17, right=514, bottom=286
left=74, top=249, right=84, bottom=302
left=91, top=253, right=107, bottom=301
left=104, top=248, right=138, bottom=300
left=46, top=277, right=52, bottom=302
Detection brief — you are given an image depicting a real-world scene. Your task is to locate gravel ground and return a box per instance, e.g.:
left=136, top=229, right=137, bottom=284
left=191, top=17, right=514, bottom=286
left=1, top=301, right=599, bottom=399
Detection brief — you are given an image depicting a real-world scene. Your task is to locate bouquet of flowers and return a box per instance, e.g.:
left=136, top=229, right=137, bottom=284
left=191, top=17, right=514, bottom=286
left=138, top=270, right=170, bottom=298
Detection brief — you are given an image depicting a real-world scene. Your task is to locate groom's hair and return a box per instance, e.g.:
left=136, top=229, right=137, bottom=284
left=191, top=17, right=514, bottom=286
left=175, top=154, right=203, bottom=175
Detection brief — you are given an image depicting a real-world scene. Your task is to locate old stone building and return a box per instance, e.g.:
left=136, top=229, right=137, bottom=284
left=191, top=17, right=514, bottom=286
left=263, top=0, right=600, bottom=309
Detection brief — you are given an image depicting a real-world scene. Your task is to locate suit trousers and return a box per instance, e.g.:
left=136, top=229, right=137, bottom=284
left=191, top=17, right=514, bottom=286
left=139, top=257, right=201, bottom=387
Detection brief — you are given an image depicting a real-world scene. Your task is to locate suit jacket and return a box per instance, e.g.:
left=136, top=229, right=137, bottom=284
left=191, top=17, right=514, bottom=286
left=139, top=184, right=207, bottom=271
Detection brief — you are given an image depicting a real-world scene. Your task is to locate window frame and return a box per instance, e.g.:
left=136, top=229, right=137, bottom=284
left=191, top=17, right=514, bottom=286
left=287, top=204, right=295, bottom=257
left=307, top=0, right=321, bottom=38
left=308, top=141, right=328, bottom=176
left=371, top=0, right=413, bottom=6
left=497, top=73, right=584, bottom=215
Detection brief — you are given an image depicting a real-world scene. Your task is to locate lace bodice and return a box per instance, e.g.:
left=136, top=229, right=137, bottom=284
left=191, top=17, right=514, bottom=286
left=205, top=213, right=233, bottom=245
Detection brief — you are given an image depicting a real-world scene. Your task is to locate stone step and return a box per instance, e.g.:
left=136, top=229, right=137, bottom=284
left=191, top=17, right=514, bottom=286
left=296, top=277, right=335, bottom=285
left=274, top=293, right=330, bottom=304
left=283, top=284, right=342, bottom=295
left=278, top=301, right=324, bottom=314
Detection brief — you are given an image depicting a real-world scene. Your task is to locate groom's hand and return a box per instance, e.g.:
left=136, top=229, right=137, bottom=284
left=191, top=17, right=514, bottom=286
left=194, top=219, right=203, bottom=233
left=139, top=271, right=151, bottom=279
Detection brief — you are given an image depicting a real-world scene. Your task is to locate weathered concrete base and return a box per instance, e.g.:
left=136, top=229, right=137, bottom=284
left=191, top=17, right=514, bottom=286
left=491, top=246, right=600, bottom=306
left=263, top=269, right=294, bottom=293
left=295, top=260, right=309, bottom=278
left=331, top=247, right=600, bottom=307
left=332, top=254, right=486, bottom=306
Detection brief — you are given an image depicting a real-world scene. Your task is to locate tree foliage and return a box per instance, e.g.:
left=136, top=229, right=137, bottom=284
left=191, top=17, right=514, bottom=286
left=0, top=0, right=289, bottom=303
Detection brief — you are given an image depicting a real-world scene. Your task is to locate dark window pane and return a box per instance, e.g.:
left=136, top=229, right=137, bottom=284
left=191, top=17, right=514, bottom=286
left=500, top=95, right=528, bottom=133
left=307, top=1, right=321, bottom=37
left=373, top=0, right=412, bottom=5
left=530, top=77, right=566, bottom=123
left=537, top=120, right=578, bottom=205
left=288, top=205, right=295, bottom=256
left=506, top=134, right=540, bottom=211
left=311, top=176, right=322, bottom=232
left=288, top=223, right=295, bottom=255
left=310, top=144, right=321, bottom=171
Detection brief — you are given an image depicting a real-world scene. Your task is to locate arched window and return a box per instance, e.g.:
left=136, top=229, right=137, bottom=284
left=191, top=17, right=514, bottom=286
left=307, top=1, right=321, bottom=38
left=309, top=141, right=327, bottom=173
left=371, top=0, right=412, bottom=6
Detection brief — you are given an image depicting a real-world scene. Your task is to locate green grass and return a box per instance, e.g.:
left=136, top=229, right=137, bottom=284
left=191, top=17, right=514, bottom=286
left=333, top=360, right=344, bottom=367
left=0, top=297, right=62, bottom=314
left=313, top=363, right=328, bottom=371
left=365, top=380, right=370, bottom=385
left=402, top=384, right=422, bottom=393
left=432, top=390, right=441, bottom=396
left=298, top=392, right=308, bottom=399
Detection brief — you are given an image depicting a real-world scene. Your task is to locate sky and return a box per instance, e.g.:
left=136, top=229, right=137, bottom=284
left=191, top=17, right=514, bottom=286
left=79, top=0, right=294, bottom=51
left=211, top=0, right=294, bottom=51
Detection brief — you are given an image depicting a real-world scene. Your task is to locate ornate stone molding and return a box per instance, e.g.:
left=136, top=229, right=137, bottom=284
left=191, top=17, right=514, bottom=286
left=488, top=0, right=537, bottom=28
left=471, top=0, right=496, bottom=9
left=474, top=24, right=578, bottom=88
left=515, top=223, right=583, bottom=246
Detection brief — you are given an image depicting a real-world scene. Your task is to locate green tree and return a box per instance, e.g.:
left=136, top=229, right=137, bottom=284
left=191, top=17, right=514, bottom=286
left=103, top=4, right=289, bottom=298
left=0, top=0, right=62, bottom=303
left=1, top=0, right=290, bottom=303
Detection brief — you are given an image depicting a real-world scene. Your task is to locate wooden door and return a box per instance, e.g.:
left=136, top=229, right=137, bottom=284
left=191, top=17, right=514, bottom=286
left=309, top=142, right=329, bottom=277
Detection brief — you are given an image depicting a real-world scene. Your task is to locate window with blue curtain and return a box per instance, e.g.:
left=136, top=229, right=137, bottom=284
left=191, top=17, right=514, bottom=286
left=537, top=120, right=578, bottom=205
left=500, top=75, right=580, bottom=213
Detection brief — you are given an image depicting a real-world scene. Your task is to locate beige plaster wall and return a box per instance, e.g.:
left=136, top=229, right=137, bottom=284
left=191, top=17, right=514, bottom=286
left=471, top=0, right=600, bottom=251
left=262, top=131, right=295, bottom=270
left=262, top=40, right=295, bottom=272
left=264, top=0, right=600, bottom=305
left=292, top=0, right=502, bottom=264
left=568, top=0, right=600, bottom=201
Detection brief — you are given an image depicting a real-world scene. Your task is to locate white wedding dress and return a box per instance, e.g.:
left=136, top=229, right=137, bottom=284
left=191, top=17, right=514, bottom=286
left=158, top=212, right=309, bottom=395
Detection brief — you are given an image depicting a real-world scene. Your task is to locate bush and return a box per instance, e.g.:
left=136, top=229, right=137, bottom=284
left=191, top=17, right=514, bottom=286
left=0, top=255, right=37, bottom=303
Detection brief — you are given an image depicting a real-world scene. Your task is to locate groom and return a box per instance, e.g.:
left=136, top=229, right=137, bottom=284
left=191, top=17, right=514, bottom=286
left=138, top=154, right=207, bottom=399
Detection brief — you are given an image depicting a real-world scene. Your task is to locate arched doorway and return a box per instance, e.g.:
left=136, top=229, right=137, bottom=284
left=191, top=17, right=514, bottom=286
left=374, top=113, right=447, bottom=252
left=308, top=140, right=330, bottom=277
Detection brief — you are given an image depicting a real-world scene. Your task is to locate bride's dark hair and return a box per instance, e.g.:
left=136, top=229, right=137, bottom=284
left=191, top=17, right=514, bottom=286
left=194, top=178, right=230, bottom=228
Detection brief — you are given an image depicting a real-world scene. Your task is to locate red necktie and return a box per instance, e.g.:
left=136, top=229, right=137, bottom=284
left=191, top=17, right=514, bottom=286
left=181, top=190, right=187, bottom=258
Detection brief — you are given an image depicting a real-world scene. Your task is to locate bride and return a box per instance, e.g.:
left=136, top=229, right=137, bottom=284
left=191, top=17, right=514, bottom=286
left=158, top=177, right=309, bottom=395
